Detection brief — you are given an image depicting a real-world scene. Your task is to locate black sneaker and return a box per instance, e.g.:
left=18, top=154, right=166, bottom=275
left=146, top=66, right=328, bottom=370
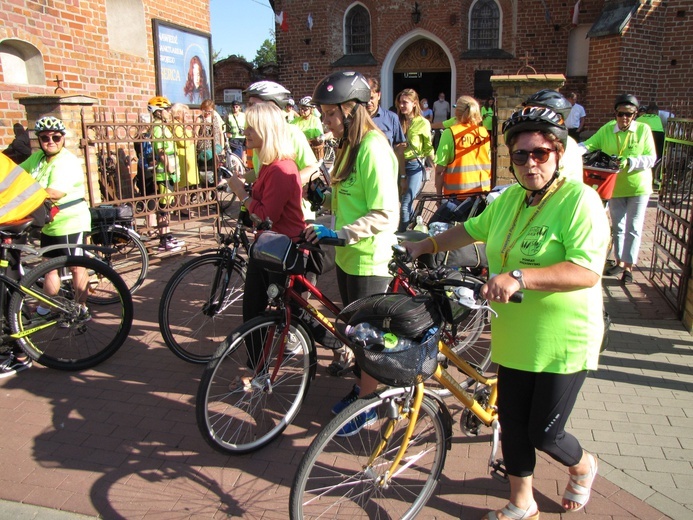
left=604, top=264, right=624, bottom=277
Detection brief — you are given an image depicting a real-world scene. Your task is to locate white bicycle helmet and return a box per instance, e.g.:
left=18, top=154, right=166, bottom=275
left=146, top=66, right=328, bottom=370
left=244, top=81, right=292, bottom=108
left=298, top=96, right=314, bottom=107
left=35, top=116, right=66, bottom=134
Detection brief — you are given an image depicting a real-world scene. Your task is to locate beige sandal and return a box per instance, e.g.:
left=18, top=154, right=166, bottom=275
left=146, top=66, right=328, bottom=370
left=482, top=501, right=540, bottom=520
left=228, top=375, right=252, bottom=392
left=326, top=346, right=354, bottom=377
left=562, top=453, right=598, bottom=512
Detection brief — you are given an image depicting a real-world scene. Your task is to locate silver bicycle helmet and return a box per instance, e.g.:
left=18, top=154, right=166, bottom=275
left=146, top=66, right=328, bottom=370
left=244, top=81, right=292, bottom=108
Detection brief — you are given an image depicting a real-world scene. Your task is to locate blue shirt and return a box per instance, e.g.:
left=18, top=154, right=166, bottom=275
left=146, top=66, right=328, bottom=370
left=371, top=106, right=405, bottom=147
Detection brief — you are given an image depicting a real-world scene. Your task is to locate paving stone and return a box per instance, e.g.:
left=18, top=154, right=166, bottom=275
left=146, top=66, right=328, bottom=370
left=1, top=195, right=692, bottom=520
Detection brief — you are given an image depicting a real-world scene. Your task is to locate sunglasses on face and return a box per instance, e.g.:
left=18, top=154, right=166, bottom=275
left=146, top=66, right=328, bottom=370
left=616, top=111, right=635, bottom=118
left=510, top=147, right=556, bottom=166
left=39, top=134, right=63, bottom=143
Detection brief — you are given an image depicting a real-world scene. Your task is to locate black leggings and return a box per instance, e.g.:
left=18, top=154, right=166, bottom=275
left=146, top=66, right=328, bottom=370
left=497, top=365, right=587, bottom=477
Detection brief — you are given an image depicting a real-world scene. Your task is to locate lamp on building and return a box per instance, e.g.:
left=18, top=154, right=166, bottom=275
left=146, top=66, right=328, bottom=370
left=411, top=2, right=422, bottom=24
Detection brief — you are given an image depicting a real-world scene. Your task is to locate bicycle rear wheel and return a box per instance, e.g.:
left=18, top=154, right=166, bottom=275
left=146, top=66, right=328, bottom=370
left=8, top=255, right=133, bottom=370
left=290, top=389, right=447, bottom=520
left=88, top=226, right=148, bottom=298
left=159, top=253, right=245, bottom=363
left=196, top=315, right=312, bottom=454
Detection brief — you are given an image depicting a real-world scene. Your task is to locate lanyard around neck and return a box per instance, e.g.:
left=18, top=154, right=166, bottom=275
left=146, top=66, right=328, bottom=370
left=499, top=177, right=565, bottom=271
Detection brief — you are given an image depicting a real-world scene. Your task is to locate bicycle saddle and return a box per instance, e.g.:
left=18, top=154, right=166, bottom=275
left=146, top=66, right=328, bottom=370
left=0, top=218, right=34, bottom=238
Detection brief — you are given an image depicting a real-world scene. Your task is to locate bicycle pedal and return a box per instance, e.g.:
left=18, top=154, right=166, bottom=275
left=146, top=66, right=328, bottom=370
left=490, top=458, right=509, bottom=484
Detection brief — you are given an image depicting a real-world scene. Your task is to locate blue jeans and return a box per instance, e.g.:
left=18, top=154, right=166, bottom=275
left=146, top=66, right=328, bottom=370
left=399, top=159, right=424, bottom=232
left=609, top=195, right=649, bottom=265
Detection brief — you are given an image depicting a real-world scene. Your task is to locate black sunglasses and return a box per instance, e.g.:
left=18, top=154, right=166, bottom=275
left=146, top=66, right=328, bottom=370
left=39, top=134, right=63, bottom=143
left=616, top=111, right=636, bottom=118
left=510, top=147, right=556, bottom=166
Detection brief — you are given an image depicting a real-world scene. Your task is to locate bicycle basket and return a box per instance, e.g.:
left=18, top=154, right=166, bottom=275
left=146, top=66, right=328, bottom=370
left=249, top=231, right=305, bottom=274
left=352, top=329, right=441, bottom=387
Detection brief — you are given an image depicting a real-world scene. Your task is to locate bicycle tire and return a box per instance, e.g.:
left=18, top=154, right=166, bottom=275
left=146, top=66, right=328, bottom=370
left=290, top=389, right=447, bottom=519
left=159, top=253, right=246, bottom=364
left=225, top=152, right=246, bottom=177
left=8, top=255, right=133, bottom=370
left=196, top=314, right=312, bottom=454
left=87, top=226, right=148, bottom=299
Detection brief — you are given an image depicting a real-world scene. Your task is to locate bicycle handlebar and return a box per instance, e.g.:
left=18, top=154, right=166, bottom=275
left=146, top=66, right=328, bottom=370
left=391, top=244, right=523, bottom=304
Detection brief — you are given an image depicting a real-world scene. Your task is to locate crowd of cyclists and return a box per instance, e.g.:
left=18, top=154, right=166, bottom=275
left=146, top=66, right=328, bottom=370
left=1, top=67, right=664, bottom=518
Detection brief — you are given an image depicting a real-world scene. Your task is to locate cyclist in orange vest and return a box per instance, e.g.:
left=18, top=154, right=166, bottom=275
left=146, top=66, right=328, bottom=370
left=434, top=96, right=491, bottom=196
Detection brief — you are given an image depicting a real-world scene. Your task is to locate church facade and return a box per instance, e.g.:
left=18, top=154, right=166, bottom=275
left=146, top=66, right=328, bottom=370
left=268, top=0, right=690, bottom=133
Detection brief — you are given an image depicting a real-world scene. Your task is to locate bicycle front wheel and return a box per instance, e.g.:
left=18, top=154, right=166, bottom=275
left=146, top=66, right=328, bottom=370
left=8, top=255, right=134, bottom=370
left=290, top=389, right=447, bottom=520
left=196, top=315, right=312, bottom=454
left=159, top=253, right=245, bottom=363
left=87, top=226, right=148, bottom=298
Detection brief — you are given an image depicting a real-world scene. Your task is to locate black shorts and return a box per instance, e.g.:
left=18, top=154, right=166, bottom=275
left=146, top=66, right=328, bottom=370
left=40, top=232, right=86, bottom=258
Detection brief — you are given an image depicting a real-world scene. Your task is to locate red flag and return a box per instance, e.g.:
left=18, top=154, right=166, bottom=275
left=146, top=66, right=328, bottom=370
left=275, top=11, right=289, bottom=32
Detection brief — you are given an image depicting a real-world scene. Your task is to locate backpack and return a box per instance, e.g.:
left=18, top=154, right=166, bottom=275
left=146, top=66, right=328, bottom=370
left=135, top=136, right=154, bottom=178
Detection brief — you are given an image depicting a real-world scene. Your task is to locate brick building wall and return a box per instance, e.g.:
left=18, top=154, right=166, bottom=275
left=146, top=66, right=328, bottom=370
left=272, top=0, right=593, bottom=108
left=0, top=0, right=210, bottom=145
left=267, top=0, right=692, bottom=135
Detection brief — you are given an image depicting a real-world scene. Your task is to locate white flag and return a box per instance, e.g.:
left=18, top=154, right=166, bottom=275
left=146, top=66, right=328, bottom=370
left=571, top=0, right=581, bottom=26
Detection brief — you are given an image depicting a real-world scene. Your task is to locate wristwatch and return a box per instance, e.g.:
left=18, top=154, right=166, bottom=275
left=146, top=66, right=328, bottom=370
left=510, top=269, right=525, bottom=289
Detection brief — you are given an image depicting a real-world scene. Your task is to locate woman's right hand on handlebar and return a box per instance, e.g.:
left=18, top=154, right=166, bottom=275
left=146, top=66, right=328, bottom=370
left=481, top=273, right=523, bottom=304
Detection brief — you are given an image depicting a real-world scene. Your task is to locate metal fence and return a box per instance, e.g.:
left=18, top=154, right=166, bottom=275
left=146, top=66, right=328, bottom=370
left=651, top=118, right=693, bottom=317
left=80, top=108, right=222, bottom=234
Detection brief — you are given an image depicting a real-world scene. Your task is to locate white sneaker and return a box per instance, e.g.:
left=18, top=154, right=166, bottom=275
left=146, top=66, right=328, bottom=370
left=0, top=355, right=32, bottom=379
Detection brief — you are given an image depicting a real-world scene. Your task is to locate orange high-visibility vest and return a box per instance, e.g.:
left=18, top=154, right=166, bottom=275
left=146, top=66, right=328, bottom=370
left=245, top=147, right=254, bottom=170
left=443, top=123, right=491, bottom=195
left=0, top=154, right=49, bottom=224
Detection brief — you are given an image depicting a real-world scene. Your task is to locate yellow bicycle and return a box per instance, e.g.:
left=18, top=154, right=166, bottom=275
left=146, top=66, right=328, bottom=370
left=289, top=246, right=522, bottom=519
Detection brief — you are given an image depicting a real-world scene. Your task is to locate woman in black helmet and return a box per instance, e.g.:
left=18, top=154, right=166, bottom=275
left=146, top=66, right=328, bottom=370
left=303, top=71, right=399, bottom=437
left=404, top=106, right=609, bottom=518
left=580, top=94, right=657, bottom=284
left=522, top=89, right=584, bottom=182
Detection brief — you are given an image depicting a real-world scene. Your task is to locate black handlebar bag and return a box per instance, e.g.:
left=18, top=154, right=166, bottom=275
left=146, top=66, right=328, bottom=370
left=249, top=231, right=306, bottom=274
left=338, top=293, right=441, bottom=340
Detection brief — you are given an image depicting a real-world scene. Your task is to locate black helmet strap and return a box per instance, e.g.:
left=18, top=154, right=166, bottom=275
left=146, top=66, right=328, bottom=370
left=337, top=103, right=359, bottom=149
left=510, top=167, right=560, bottom=207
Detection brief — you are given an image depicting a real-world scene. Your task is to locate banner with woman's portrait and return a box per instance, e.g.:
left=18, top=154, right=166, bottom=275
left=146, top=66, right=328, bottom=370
left=152, top=19, right=213, bottom=107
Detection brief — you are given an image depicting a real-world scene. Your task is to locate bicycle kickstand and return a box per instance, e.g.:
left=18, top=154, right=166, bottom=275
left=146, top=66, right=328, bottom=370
left=488, top=419, right=509, bottom=483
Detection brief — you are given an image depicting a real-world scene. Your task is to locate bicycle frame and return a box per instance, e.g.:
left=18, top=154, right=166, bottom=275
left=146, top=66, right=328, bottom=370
left=363, top=344, right=500, bottom=489
left=251, top=244, right=427, bottom=381
left=250, top=270, right=349, bottom=383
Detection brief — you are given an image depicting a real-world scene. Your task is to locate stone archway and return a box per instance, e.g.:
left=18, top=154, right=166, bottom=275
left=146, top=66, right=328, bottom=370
left=381, top=29, right=456, bottom=112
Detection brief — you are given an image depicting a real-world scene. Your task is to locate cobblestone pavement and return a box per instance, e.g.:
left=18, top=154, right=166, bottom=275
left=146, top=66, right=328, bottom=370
left=0, top=194, right=691, bottom=519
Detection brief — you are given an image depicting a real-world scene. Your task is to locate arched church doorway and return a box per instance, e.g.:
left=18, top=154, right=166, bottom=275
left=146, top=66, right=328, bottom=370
left=380, top=28, right=457, bottom=112
left=391, top=38, right=451, bottom=111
